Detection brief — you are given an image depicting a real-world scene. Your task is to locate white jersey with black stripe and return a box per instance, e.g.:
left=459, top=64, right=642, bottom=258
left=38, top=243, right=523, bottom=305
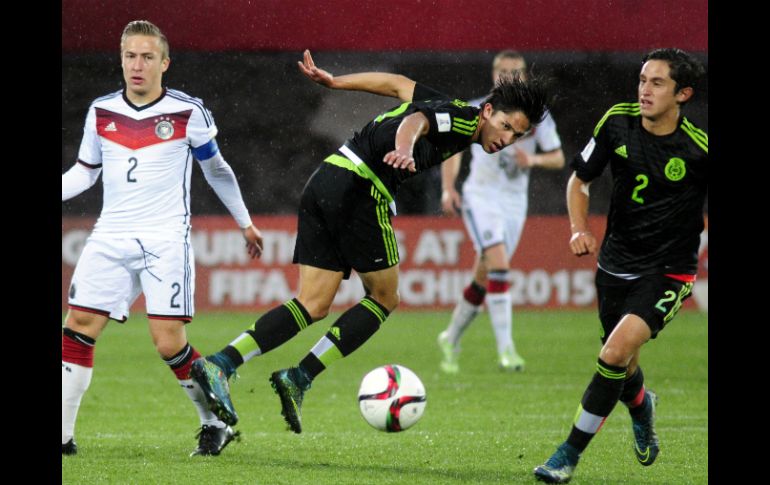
left=78, top=88, right=217, bottom=242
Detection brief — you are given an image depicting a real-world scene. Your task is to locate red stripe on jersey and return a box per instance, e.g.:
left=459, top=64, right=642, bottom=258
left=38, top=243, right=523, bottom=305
left=665, top=274, right=697, bottom=283
left=96, top=108, right=192, bottom=150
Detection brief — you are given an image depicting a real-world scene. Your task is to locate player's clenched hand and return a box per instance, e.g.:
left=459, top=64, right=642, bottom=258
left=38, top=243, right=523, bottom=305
left=514, top=146, right=535, bottom=168
left=242, top=224, right=264, bottom=259
left=441, top=188, right=461, bottom=216
left=569, top=230, right=597, bottom=257
left=383, top=149, right=416, bottom=172
left=297, top=49, right=335, bottom=88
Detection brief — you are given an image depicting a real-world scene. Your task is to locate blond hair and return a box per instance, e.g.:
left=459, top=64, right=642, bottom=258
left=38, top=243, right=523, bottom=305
left=492, top=50, right=525, bottom=71
left=121, top=20, right=169, bottom=59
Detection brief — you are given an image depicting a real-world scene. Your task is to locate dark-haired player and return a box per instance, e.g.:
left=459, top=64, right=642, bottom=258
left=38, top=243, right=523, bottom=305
left=534, top=48, right=707, bottom=483
left=191, top=50, right=549, bottom=434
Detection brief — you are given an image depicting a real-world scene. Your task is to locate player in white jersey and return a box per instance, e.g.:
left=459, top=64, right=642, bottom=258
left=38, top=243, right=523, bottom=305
left=438, top=51, right=565, bottom=373
left=60, top=20, right=263, bottom=457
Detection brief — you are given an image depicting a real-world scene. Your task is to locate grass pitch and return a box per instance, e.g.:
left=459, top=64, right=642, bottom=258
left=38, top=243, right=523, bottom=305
left=62, top=309, right=707, bottom=484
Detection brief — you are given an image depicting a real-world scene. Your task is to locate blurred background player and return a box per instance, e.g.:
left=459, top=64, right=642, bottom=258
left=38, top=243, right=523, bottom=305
left=437, top=50, right=565, bottom=373
left=61, top=20, right=263, bottom=457
left=190, top=50, right=548, bottom=435
left=534, top=48, right=707, bottom=483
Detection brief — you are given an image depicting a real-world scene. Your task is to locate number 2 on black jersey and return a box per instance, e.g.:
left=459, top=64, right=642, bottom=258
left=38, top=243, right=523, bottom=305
left=631, top=174, right=648, bottom=204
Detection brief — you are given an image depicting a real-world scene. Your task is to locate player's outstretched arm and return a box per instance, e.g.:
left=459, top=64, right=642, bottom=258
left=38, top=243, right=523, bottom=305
left=298, top=49, right=416, bottom=102
left=197, top=150, right=263, bottom=258
left=62, top=162, right=101, bottom=201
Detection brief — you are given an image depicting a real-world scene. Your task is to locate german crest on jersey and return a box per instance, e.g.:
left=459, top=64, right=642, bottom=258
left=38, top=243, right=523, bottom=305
left=155, top=118, right=175, bottom=140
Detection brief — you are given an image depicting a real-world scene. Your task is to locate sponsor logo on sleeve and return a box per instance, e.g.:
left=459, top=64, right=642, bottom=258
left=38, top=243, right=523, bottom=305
left=436, top=113, right=451, bottom=133
left=581, top=138, right=596, bottom=162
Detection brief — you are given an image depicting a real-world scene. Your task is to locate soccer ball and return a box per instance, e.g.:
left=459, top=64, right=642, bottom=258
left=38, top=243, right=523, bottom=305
left=358, top=364, right=426, bottom=432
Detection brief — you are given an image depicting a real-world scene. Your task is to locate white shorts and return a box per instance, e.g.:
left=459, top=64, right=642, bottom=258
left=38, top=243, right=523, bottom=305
left=68, top=237, right=195, bottom=322
left=461, top=190, right=527, bottom=259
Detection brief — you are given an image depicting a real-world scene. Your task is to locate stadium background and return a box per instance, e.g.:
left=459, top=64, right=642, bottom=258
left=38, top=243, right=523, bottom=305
left=60, top=4, right=710, bottom=484
left=61, top=0, right=708, bottom=311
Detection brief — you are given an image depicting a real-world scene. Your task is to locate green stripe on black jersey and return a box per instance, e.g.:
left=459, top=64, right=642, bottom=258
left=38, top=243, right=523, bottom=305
left=680, top=118, right=708, bottom=153
left=324, top=153, right=395, bottom=204
left=593, top=103, right=641, bottom=137
left=370, top=186, right=399, bottom=266
left=375, top=102, right=410, bottom=123
left=452, top=115, right=478, bottom=135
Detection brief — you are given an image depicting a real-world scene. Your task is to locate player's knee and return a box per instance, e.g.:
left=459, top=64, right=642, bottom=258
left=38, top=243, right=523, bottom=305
left=66, top=313, right=91, bottom=330
left=471, top=270, right=489, bottom=287
left=302, top=299, right=333, bottom=322
left=65, top=311, right=105, bottom=338
left=599, top=345, right=631, bottom=367
left=149, top=329, right=187, bottom=359
left=487, top=265, right=509, bottom=274
left=154, top=340, right=186, bottom=359
left=369, top=289, right=399, bottom=313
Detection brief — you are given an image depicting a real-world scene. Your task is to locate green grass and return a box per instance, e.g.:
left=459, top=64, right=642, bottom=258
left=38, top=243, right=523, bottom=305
left=62, top=309, right=707, bottom=484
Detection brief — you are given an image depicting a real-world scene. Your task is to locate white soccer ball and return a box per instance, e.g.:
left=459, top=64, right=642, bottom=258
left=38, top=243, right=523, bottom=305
left=358, top=364, right=426, bottom=432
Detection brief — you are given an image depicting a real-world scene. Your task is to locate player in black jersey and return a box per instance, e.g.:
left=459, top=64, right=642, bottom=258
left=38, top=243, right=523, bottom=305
left=190, top=50, right=548, bottom=434
left=534, top=48, right=707, bottom=483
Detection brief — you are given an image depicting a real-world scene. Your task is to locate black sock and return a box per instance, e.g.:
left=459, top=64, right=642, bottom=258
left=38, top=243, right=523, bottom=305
left=299, top=296, right=390, bottom=380
left=620, top=367, right=650, bottom=419
left=212, top=299, right=314, bottom=378
left=566, top=358, right=627, bottom=452
left=247, top=298, right=313, bottom=354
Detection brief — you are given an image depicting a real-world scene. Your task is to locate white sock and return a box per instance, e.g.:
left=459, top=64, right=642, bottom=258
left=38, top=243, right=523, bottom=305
left=486, top=290, right=515, bottom=355
left=444, top=298, right=481, bottom=346
left=62, top=361, right=93, bottom=444
left=179, top=378, right=226, bottom=428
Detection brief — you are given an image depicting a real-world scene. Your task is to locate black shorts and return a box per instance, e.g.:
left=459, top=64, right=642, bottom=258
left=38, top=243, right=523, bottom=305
left=292, top=160, right=399, bottom=279
left=595, top=268, right=694, bottom=343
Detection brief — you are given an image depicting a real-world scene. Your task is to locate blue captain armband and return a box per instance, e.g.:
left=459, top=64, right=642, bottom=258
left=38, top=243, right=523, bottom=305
left=192, top=138, right=220, bottom=160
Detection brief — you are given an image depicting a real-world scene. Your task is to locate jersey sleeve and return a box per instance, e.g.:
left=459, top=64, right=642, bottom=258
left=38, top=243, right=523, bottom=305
left=416, top=100, right=478, bottom=147
left=534, top=110, right=562, bottom=152
left=570, top=109, right=615, bottom=182
left=76, top=105, right=103, bottom=167
left=412, top=82, right=448, bottom=102
left=187, top=99, right=219, bottom=154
